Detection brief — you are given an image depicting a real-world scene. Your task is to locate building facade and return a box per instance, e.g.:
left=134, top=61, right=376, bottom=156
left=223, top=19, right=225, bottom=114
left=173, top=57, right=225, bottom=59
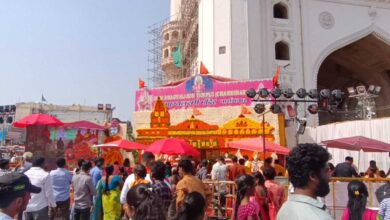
left=135, top=97, right=279, bottom=159
left=15, top=102, right=113, bottom=124
left=163, top=0, right=390, bottom=125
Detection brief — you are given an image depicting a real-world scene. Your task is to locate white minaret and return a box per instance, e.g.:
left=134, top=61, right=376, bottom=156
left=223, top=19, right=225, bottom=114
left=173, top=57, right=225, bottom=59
left=170, top=0, right=181, bottom=21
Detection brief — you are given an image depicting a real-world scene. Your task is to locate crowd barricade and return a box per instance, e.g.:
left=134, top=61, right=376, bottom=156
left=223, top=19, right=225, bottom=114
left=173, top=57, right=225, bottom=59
left=203, top=180, right=236, bottom=220
left=203, top=177, right=390, bottom=220
left=203, top=177, right=289, bottom=219
left=326, top=177, right=390, bottom=220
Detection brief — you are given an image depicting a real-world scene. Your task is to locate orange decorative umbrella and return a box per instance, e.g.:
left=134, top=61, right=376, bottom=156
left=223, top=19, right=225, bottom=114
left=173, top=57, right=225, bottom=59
left=145, top=138, right=200, bottom=157
left=13, top=113, right=64, bottom=128
left=93, top=139, right=147, bottom=150
left=64, top=120, right=105, bottom=130
left=228, top=137, right=290, bottom=155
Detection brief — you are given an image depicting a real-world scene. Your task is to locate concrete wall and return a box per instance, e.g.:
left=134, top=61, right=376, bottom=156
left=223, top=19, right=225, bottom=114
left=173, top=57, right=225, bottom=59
left=247, top=0, right=262, bottom=80
left=15, top=103, right=112, bottom=124
left=231, top=0, right=249, bottom=80
left=198, top=0, right=304, bottom=84
left=214, top=0, right=231, bottom=77
left=198, top=0, right=215, bottom=76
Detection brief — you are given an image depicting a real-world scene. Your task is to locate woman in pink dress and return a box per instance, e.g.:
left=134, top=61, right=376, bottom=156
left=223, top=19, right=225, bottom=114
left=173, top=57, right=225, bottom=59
left=253, top=172, right=270, bottom=220
left=341, top=180, right=378, bottom=220
left=232, top=174, right=260, bottom=220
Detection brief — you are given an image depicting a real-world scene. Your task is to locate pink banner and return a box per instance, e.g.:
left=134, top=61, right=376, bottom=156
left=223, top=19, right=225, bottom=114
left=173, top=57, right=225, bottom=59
left=135, top=75, right=273, bottom=111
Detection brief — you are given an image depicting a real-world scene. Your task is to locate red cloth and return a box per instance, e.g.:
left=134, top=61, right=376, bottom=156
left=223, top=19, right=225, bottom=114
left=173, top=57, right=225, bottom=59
left=265, top=180, right=285, bottom=220
left=228, top=164, right=246, bottom=181
left=254, top=191, right=270, bottom=220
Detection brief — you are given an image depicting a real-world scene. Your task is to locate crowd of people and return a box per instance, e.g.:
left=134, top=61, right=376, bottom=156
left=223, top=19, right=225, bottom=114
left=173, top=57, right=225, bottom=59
left=0, top=143, right=389, bottom=220
left=330, top=156, right=390, bottom=178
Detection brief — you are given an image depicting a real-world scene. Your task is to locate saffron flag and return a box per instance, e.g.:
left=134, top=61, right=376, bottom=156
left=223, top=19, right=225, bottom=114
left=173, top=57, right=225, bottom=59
left=241, top=105, right=252, bottom=115
left=172, top=44, right=182, bottom=68
left=193, top=107, right=202, bottom=116
left=139, top=79, right=145, bottom=89
left=200, top=62, right=209, bottom=75
left=272, top=66, right=280, bottom=88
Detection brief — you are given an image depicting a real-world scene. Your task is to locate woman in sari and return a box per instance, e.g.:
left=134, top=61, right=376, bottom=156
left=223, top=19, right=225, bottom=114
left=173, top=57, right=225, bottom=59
left=94, top=164, right=123, bottom=220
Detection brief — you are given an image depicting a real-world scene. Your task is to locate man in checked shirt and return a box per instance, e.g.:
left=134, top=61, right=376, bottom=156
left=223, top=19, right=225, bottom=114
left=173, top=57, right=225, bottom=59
left=151, top=161, right=172, bottom=217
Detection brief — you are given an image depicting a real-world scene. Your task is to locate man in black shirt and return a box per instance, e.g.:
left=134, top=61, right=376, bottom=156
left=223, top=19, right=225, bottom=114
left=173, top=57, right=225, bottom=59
left=332, top=156, right=359, bottom=177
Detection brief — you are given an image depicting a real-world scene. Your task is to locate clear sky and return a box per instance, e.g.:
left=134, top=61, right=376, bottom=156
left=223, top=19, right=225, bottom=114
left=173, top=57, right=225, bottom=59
left=0, top=0, right=170, bottom=121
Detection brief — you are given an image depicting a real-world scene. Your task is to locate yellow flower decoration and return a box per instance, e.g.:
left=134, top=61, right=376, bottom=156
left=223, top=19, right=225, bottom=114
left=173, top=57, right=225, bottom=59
left=354, top=190, right=360, bottom=196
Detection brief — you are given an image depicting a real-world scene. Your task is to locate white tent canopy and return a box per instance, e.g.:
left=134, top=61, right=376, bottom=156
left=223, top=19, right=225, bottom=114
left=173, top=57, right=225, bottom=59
left=300, top=117, right=390, bottom=173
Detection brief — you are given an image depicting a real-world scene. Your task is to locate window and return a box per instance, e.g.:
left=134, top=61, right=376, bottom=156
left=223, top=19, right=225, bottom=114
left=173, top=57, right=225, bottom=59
left=219, top=46, right=226, bottom=54
left=275, top=41, right=290, bottom=60
left=274, top=2, right=288, bottom=19
left=172, top=31, right=179, bottom=39
left=164, top=49, right=169, bottom=58
left=164, top=33, right=170, bottom=41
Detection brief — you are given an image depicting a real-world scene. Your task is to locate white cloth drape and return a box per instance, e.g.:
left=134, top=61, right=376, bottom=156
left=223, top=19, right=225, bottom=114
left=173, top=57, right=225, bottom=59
left=300, top=118, right=390, bottom=173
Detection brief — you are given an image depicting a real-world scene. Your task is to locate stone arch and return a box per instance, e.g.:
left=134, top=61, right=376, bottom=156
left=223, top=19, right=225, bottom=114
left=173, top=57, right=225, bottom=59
left=273, top=2, right=289, bottom=19
left=275, top=41, right=290, bottom=60
left=313, top=25, right=390, bottom=80
left=172, top=31, right=179, bottom=40
left=164, top=33, right=170, bottom=41
left=314, top=25, right=390, bottom=125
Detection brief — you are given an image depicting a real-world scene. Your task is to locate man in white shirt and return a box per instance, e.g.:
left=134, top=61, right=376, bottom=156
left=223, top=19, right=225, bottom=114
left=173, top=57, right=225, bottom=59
left=24, top=157, right=56, bottom=220
left=120, top=152, right=155, bottom=217
left=277, top=144, right=333, bottom=220
left=211, top=157, right=228, bottom=181
left=0, top=172, right=41, bottom=220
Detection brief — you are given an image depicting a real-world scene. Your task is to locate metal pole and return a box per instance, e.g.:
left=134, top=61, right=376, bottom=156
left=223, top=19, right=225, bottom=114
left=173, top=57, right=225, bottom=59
left=262, top=113, right=266, bottom=160
left=260, top=110, right=271, bottom=159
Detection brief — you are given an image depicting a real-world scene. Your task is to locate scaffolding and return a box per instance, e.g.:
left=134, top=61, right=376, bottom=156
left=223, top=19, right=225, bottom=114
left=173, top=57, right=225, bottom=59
left=147, top=19, right=169, bottom=87
left=147, top=0, right=199, bottom=87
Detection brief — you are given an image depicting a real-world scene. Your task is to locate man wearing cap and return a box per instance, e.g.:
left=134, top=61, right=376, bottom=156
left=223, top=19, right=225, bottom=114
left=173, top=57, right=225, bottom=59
left=24, top=157, right=56, bottom=220
left=0, top=172, right=41, bottom=220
